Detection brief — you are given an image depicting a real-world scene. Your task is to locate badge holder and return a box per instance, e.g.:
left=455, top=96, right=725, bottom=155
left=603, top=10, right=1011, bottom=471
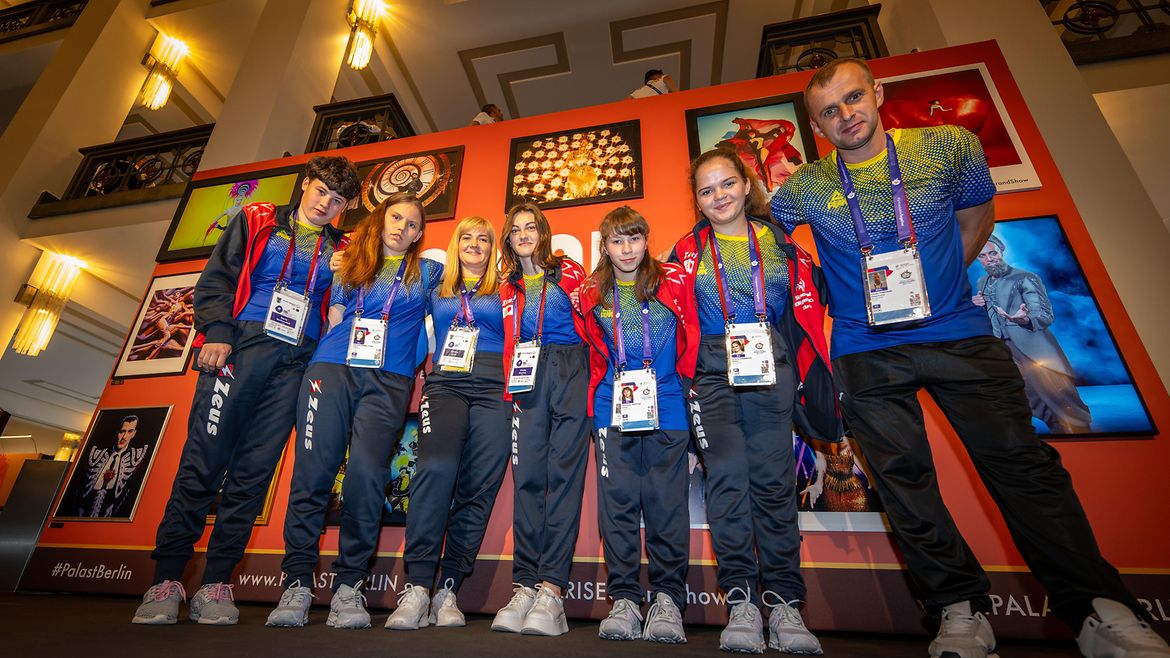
left=438, top=325, right=479, bottom=372
left=614, top=367, right=658, bottom=432
left=725, top=322, right=776, bottom=386
left=508, top=341, right=540, bottom=394
left=346, top=314, right=386, bottom=368
left=862, top=246, right=931, bottom=326
left=265, top=284, right=309, bottom=345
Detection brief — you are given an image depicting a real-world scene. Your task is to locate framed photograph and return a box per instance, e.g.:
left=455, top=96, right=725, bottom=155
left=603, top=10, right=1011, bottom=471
left=966, top=216, right=1156, bottom=437
left=112, top=272, right=200, bottom=380
left=156, top=166, right=302, bottom=262
left=52, top=406, right=173, bottom=522
left=878, top=63, right=1040, bottom=193
left=685, top=93, right=818, bottom=201
left=205, top=441, right=288, bottom=526
left=505, top=120, right=643, bottom=212
left=335, top=147, right=464, bottom=230
left=325, top=414, right=418, bottom=527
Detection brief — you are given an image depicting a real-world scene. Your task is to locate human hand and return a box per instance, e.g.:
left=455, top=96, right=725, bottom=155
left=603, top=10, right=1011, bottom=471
left=197, top=343, right=233, bottom=372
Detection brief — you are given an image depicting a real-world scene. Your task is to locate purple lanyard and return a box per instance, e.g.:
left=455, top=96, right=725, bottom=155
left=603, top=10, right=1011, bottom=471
left=512, top=276, right=549, bottom=344
left=278, top=212, right=326, bottom=296
left=836, top=132, right=917, bottom=255
left=356, top=258, right=408, bottom=321
left=455, top=275, right=484, bottom=326
left=610, top=282, right=653, bottom=371
left=707, top=224, right=767, bottom=324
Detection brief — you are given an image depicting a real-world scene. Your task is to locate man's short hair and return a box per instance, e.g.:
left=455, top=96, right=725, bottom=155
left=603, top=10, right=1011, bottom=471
left=644, top=69, right=664, bottom=85
left=305, top=156, right=361, bottom=200
left=121, top=415, right=139, bottom=426
left=987, top=235, right=1006, bottom=252
left=805, top=57, right=876, bottom=100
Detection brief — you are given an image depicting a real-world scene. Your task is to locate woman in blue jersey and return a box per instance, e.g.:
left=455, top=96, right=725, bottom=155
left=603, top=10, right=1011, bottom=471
left=267, top=192, right=441, bottom=630
left=490, top=202, right=589, bottom=637
left=579, top=206, right=698, bottom=644
left=670, top=150, right=821, bottom=654
left=386, top=216, right=510, bottom=631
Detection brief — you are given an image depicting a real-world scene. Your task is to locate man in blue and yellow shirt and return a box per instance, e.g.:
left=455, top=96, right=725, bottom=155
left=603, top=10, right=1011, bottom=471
left=772, top=58, right=1167, bottom=658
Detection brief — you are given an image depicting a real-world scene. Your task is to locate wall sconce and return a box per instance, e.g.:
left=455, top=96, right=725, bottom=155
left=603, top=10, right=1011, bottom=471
left=140, top=33, right=188, bottom=110
left=345, top=0, right=385, bottom=71
left=54, top=432, right=81, bottom=462
left=12, top=252, right=85, bottom=357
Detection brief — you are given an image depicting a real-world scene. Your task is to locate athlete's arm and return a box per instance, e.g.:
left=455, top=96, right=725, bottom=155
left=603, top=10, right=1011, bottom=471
left=957, top=198, right=995, bottom=267
left=194, top=209, right=249, bottom=345
left=197, top=343, right=232, bottom=372
left=326, top=304, right=345, bottom=333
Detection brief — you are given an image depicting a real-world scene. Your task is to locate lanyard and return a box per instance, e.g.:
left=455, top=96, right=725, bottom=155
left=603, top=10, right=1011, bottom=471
left=356, top=258, right=408, bottom=321
left=456, top=275, right=484, bottom=326
left=707, top=223, right=767, bottom=324
left=610, top=282, right=653, bottom=371
left=512, top=275, right=549, bottom=344
left=277, top=212, right=327, bottom=296
left=836, top=132, right=916, bottom=255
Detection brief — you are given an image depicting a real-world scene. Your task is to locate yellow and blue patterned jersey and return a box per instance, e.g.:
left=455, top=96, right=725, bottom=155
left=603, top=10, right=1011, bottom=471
left=314, top=257, right=443, bottom=377
left=772, top=126, right=995, bottom=358
left=430, top=278, right=506, bottom=358
left=693, top=223, right=790, bottom=336
left=591, top=281, right=687, bottom=431
left=238, top=219, right=336, bottom=341
left=519, top=272, right=581, bottom=345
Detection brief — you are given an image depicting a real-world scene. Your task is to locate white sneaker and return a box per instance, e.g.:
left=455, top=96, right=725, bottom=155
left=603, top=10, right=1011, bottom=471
left=131, top=580, right=186, bottom=625
left=720, top=587, right=766, bottom=654
left=643, top=592, right=686, bottom=644
left=430, top=579, right=465, bottom=628
left=929, top=600, right=997, bottom=658
left=1077, top=597, right=1170, bottom=657
left=764, top=592, right=822, bottom=655
left=521, top=585, right=569, bottom=636
left=189, top=583, right=239, bottom=625
left=385, top=584, right=430, bottom=630
left=326, top=582, right=371, bottom=629
left=598, top=598, right=642, bottom=640
left=491, top=584, right=537, bottom=633
left=266, top=581, right=314, bottom=627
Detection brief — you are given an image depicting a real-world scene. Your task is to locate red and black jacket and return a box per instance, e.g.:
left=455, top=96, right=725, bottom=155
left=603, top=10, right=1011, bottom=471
left=578, top=261, right=700, bottom=417
left=192, top=202, right=345, bottom=348
left=500, top=256, right=588, bottom=399
left=670, top=217, right=843, bottom=443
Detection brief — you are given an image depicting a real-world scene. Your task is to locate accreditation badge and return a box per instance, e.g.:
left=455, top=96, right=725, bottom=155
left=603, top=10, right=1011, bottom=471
left=725, top=322, right=776, bottom=387
left=345, top=316, right=386, bottom=368
left=438, top=326, right=479, bottom=372
left=265, top=285, right=309, bottom=345
left=507, top=341, right=541, bottom=394
left=613, top=367, right=658, bottom=432
left=862, top=245, right=931, bottom=326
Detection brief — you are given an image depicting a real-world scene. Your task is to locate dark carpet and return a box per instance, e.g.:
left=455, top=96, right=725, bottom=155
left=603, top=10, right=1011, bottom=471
left=0, top=592, right=1079, bottom=656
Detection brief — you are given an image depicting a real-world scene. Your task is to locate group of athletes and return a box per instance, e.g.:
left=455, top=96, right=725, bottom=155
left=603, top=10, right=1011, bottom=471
left=126, top=59, right=1168, bottom=658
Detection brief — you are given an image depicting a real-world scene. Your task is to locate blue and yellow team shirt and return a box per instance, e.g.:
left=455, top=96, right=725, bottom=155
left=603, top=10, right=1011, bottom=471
left=430, top=278, right=506, bottom=363
left=313, top=257, right=443, bottom=377
left=238, top=216, right=336, bottom=341
left=693, top=223, right=790, bottom=336
left=772, top=126, right=996, bottom=358
left=518, top=272, right=581, bottom=345
left=592, top=281, right=687, bottom=431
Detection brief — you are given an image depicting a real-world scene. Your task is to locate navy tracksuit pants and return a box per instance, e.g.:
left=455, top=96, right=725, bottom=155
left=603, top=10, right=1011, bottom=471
left=152, top=322, right=314, bottom=585
left=404, top=354, right=511, bottom=592
left=280, top=362, right=412, bottom=590
left=688, top=330, right=803, bottom=605
left=510, top=343, right=590, bottom=590
left=595, top=426, right=690, bottom=610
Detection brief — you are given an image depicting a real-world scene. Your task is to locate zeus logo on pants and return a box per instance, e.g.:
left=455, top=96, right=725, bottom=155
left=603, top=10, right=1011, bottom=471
left=205, top=378, right=231, bottom=436
left=510, top=415, right=520, bottom=465
left=689, top=397, right=708, bottom=450
left=597, top=428, right=609, bottom=478
left=304, top=394, right=319, bottom=450
left=419, top=398, right=431, bottom=434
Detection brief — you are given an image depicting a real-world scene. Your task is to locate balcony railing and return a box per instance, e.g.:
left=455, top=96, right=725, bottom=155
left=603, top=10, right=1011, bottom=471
left=0, top=0, right=87, bottom=45
left=29, top=124, right=213, bottom=219
left=305, top=93, right=415, bottom=154
left=1043, top=0, right=1170, bottom=64
left=756, top=4, right=888, bottom=78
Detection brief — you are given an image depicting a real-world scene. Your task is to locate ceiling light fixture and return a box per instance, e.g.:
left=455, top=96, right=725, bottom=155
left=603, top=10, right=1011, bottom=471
left=140, top=33, right=188, bottom=110
left=12, top=252, right=85, bottom=357
left=345, top=0, right=385, bottom=71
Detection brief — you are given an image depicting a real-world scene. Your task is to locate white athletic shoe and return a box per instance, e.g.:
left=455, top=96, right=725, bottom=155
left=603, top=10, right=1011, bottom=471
left=720, top=587, right=766, bottom=654
left=929, top=600, right=997, bottom=658
left=385, top=584, right=430, bottom=630
left=521, top=585, right=569, bottom=636
left=1077, top=597, right=1170, bottom=657
left=430, top=579, right=465, bottom=628
left=763, top=592, right=822, bottom=655
left=491, top=584, right=537, bottom=633
left=189, top=583, right=239, bottom=625
left=266, top=581, right=314, bottom=627
left=131, top=580, right=186, bottom=625
left=598, top=598, right=642, bottom=640
left=643, top=592, right=686, bottom=644
left=326, top=582, right=371, bottom=629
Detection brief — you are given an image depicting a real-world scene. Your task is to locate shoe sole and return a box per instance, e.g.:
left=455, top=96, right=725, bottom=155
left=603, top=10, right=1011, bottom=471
left=433, top=617, right=466, bottom=628
left=719, top=643, right=766, bottom=654
left=491, top=615, right=525, bottom=633
left=266, top=612, right=309, bottom=628
left=646, top=634, right=687, bottom=644
left=599, top=630, right=639, bottom=641
left=385, top=617, right=429, bottom=631
left=326, top=613, right=371, bottom=629
left=935, top=654, right=1001, bottom=658
left=521, top=618, right=569, bottom=636
left=196, top=616, right=238, bottom=626
left=131, top=614, right=177, bottom=625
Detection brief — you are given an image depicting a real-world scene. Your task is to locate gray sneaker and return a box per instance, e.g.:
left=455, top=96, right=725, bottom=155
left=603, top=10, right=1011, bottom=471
left=491, top=584, right=537, bottom=633
left=763, top=592, right=822, bottom=655
left=521, top=585, right=568, bottom=636
left=928, top=600, right=996, bottom=658
left=1077, top=597, right=1170, bottom=658
left=720, top=587, right=765, bottom=653
left=430, top=580, right=465, bottom=628
left=266, top=581, right=314, bottom=627
left=326, top=582, right=371, bottom=629
left=131, top=580, right=187, bottom=625
left=643, top=592, right=686, bottom=644
left=598, top=598, right=642, bottom=641
left=189, top=583, right=239, bottom=625
left=385, top=584, right=430, bottom=630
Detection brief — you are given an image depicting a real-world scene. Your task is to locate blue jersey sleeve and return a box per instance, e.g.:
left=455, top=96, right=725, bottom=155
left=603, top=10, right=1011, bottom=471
left=947, top=126, right=996, bottom=210
left=771, top=171, right=808, bottom=234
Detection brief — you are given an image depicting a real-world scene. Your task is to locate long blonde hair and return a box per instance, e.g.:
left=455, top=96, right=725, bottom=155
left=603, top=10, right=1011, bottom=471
left=439, top=216, right=500, bottom=297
